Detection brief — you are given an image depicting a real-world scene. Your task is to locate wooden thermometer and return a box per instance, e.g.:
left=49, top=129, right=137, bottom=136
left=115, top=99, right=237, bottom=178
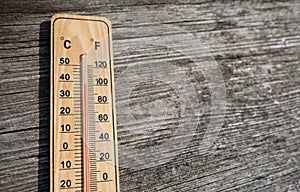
left=50, top=14, right=119, bottom=192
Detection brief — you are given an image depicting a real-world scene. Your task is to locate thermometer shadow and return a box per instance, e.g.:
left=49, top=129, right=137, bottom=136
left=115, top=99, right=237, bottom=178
left=38, top=21, right=51, bottom=192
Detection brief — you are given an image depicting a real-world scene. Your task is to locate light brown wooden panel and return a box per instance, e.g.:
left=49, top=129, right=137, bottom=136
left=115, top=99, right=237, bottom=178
left=50, top=14, right=119, bottom=192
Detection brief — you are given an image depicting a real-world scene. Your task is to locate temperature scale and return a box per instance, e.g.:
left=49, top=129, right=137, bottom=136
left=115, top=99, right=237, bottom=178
left=50, top=14, right=119, bottom=192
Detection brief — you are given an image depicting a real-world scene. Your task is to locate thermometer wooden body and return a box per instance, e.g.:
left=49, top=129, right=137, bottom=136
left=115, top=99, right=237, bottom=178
left=50, top=14, right=119, bottom=192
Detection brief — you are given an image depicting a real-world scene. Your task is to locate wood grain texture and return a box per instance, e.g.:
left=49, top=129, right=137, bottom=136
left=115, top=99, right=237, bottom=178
left=0, top=1, right=300, bottom=192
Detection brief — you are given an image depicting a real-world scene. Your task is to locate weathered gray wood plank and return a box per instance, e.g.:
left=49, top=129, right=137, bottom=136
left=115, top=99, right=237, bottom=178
left=0, top=1, right=300, bottom=192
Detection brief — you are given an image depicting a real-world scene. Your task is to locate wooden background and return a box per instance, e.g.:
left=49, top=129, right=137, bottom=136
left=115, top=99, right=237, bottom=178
left=1, top=0, right=300, bottom=191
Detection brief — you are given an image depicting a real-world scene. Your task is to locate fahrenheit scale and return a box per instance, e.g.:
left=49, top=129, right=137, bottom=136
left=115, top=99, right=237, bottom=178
left=50, top=14, right=119, bottom=192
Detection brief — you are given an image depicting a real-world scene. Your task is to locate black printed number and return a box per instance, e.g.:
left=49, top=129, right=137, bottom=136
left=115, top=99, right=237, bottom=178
left=60, top=58, right=70, bottom=65
left=98, top=114, right=108, bottom=121
left=103, top=173, right=108, bottom=181
left=62, top=142, right=68, bottom=150
left=99, top=133, right=109, bottom=140
left=96, top=78, right=108, bottom=85
left=60, top=107, right=71, bottom=114
left=60, top=90, right=70, bottom=97
left=99, top=152, right=110, bottom=160
left=61, top=161, right=71, bottom=168
left=97, top=96, right=107, bottom=103
left=61, top=124, right=71, bottom=132
left=59, top=74, right=70, bottom=81
left=95, top=61, right=107, bottom=68
left=60, top=180, right=71, bottom=188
